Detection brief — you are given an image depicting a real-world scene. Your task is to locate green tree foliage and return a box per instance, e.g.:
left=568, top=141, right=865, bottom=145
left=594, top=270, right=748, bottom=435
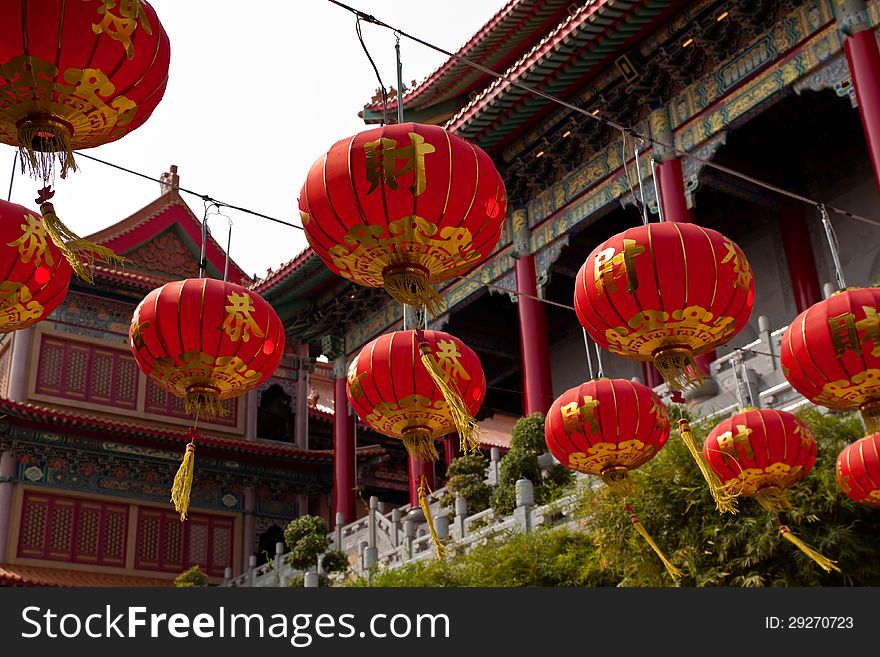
left=174, top=565, right=207, bottom=588
left=442, top=453, right=492, bottom=514
left=321, top=549, right=350, bottom=574
left=284, top=515, right=330, bottom=571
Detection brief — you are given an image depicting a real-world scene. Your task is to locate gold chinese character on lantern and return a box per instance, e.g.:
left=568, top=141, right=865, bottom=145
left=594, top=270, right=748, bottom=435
left=90, top=0, right=153, bottom=59
left=364, top=132, right=436, bottom=196
left=856, top=306, right=880, bottom=357
left=348, top=370, right=367, bottom=401
left=221, top=292, right=265, bottom=342
left=561, top=395, right=600, bottom=434
left=428, top=339, right=471, bottom=385
left=716, top=424, right=754, bottom=460
left=0, top=282, right=44, bottom=330
left=7, top=215, right=54, bottom=268
left=721, top=240, right=752, bottom=290
left=593, top=238, right=643, bottom=296
left=828, top=312, right=860, bottom=357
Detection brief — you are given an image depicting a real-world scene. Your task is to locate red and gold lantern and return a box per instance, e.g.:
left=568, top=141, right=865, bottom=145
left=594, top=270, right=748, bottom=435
left=0, top=0, right=171, bottom=180
left=574, top=222, right=754, bottom=390
left=299, top=123, right=507, bottom=314
left=780, top=287, right=880, bottom=432
left=704, top=408, right=839, bottom=572
left=0, top=199, right=71, bottom=332
left=836, top=433, right=880, bottom=508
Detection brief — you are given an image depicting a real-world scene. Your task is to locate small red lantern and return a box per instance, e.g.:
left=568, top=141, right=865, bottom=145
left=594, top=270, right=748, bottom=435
left=0, top=0, right=171, bottom=180
left=780, top=287, right=880, bottom=432
left=836, top=433, right=880, bottom=508
left=704, top=408, right=839, bottom=573
left=0, top=199, right=72, bottom=332
left=574, top=222, right=754, bottom=389
left=299, top=123, right=507, bottom=313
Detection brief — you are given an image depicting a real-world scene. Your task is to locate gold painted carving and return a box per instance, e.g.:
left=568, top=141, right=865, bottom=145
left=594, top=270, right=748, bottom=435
left=567, top=439, right=655, bottom=475
left=149, top=351, right=261, bottom=399
left=605, top=305, right=737, bottom=358
left=365, top=393, right=453, bottom=439
left=816, top=368, right=880, bottom=408
left=733, top=463, right=804, bottom=497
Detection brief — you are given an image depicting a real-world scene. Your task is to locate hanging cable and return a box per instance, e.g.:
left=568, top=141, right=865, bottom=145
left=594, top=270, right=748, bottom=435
left=7, top=152, right=16, bottom=202
left=356, top=16, right=388, bottom=126
left=582, top=328, right=595, bottom=380
left=224, top=215, right=233, bottom=282
left=395, top=31, right=405, bottom=125
left=633, top=138, right=650, bottom=225
left=819, top=204, right=847, bottom=290
left=199, top=200, right=212, bottom=279
left=650, top=157, right=665, bottom=223
left=594, top=342, right=605, bottom=379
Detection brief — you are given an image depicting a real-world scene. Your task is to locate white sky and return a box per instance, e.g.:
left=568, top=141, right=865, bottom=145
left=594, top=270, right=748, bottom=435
left=4, top=0, right=504, bottom=281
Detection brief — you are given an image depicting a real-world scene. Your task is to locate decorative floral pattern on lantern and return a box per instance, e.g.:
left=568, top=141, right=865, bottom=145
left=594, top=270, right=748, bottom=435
left=574, top=222, right=754, bottom=389
left=544, top=378, right=670, bottom=493
left=346, top=329, right=486, bottom=461
left=299, top=123, right=507, bottom=314
left=780, top=287, right=880, bottom=432
left=129, top=278, right=284, bottom=418
left=0, top=199, right=72, bottom=332
left=836, top=433, right=880, bottom=508
left=0, top=0, right=171, bottom=180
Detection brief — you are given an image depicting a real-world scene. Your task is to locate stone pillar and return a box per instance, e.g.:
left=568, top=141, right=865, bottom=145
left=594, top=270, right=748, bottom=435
left=294, top=342, right=310, bottom=450
left=835, top=0, right=880, bottom=194
left=8, top=326, right=34, bottom=403
left=242, top=487, right=255, bottom=573
left=780, top=204, right=822, bottom=314
left=332, top=355, right=356, bottom=526
left=408, top=453, right=435, bottom=509
left=245, top=389, right=258, bottom=440
left=296, top=493, right=309, bottom=518
left=0, top=450, right=16, bottom=562
left=444, top=435, right=460, bottom=469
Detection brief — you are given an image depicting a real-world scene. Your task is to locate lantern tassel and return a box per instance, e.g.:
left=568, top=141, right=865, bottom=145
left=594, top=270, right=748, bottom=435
left=601, top=467, right=638, bottom=498
left=418, top=336, right=480, bottom=454
left=756, top=486, right=793, bottom=514
left=384, top=269, right=446, bottom=317
left=654, top=347, right=703, bottom=390
left=779, top=525, right=841, bottom=574
left=401, top=430, right=440, bottom=462
left=625, top=504, right=683, bottom=581
left=418, top=475, right=448, bottom=561
left=171, top=442, right=195, bottom=522
left=39, top=196, right=128, bottom=284
left=677, top=418, right=739, bottom=515
left=17, top=119, right=77, bottom=181
left=859, top=401, right=880, bottom=434
left=185, top=386, right=228, bottom=419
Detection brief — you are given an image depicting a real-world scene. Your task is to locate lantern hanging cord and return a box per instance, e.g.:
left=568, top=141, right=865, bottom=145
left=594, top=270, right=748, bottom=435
left=818, top=204, right=847, bottom=289
left=7, top=151, right=16, bottom=202
left=356, top=16, right=388, bottom=126
left=324, top=0, right=880, bottom=231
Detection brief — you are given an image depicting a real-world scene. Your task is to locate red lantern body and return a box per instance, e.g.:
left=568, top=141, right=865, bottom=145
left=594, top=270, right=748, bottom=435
left=574, top=222, right=754, bottom=389
left=129, top=279, right=284, bottom=417
left=837, top=433, right=880, bottom=508
left=299, top=123, right=507, bottom=312
left=781, top=287, right=880, bottom=431
left=545, top=378, right=670, bottom=483
left=347, top=329, right=486, bottom=457
left=704, top=408, right=816, bottom=510
left=0, top=0, right=170, bottom=178
left=0, top=199, right=71, bottom=332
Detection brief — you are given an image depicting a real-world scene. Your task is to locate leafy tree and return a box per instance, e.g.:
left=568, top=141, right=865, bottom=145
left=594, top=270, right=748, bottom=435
left=442, top=453, right=492, bottom=515
left=174, top=565, right=207, bottom=588
left=284, top=515, right=330, bottom=571
left=321, top=549, right=350, bottom=574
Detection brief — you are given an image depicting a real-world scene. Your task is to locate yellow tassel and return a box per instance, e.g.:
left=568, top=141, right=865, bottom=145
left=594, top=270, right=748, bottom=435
left=626, top=503, right=683, bottom=581
left=185, top=386, right=228, bottom=419
left=779, top=525, right=841, bottom=574
left=401, top=430, right=440, bottom=462
left=678, top=418, right=739, bottom=515
left=756, top=486, right=793, bottom=514
left=17, top=118, right=77, bottom=181
left=40, top=201, right=128, bottom=283
left=654, top=346, right=704, bottom=390
left=418, top=339, right=480, bottom=455
left=383, top=267, right=446, bottom=317
left=860, top=401, right=880, bottom=434
left=601, top=466, right=638, bottom=498
left=418, top=475, right=448, bottom=561
left=171, top=442, right=195, bottom=522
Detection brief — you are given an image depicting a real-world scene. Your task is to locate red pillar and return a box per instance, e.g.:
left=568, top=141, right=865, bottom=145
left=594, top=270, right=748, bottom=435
left=408, top=453, right=435, bottom=508
left=515, top=254, right=554, bottom=415
left=444, top=435, right=460, bottom=469
left=842, top=25, right=880, bottom=194
left=641, top=362, right=663, bottom=388
left=332, top=360, right=356, bottom=526
left=780, top=205, right=822, bottom=313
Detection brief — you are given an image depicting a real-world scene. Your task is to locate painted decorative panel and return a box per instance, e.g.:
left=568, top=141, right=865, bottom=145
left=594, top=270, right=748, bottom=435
left=134, top=506, right=233, bottom=577
left=144, top=377, right=237, bottom=427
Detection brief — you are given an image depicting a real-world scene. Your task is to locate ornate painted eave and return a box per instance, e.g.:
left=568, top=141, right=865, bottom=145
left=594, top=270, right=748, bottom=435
left=361, top=0, right=574, bottom=124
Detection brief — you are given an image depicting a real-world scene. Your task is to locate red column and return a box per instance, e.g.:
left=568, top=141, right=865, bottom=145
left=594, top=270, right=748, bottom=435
left=515, top=254, right=554, bottom=415
left=780, top=205, right=822, bottom=313
left=655, top=157, right=695, bottom=223
left=408, top=453, right=435, bottom=508
left=843, top=26, right=880, bottom=194
left=641, top=362, right=663, bottom=388
left=444, top=435, right=460, bottom=468
left=333, top=361, right=356, bottom=526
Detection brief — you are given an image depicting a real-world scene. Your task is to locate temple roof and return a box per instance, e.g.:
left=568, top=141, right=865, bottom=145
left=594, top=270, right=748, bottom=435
left=0, top=563, right=175, bottom=587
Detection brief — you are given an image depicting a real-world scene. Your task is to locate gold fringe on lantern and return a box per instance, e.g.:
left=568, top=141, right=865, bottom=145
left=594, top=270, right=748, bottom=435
left=625, top=503, right=683, bottom=581
left=860, top=401, right=880, bottom=434
left=779, top=525, right=841, bottom=574
left=185, top=385, right=229, bottom=419
left=383, top=266, right=446, bottom=317
left=756, top=486, right=793, bottom=514
left=17, top=118, right=77, bottom=181
left=418, top=475, right=448, bottom=561
left=418, top=340, right=480, bottom=455
left=40, top=201, right=128, bottom=283
left=654, top=346, right=703, bottom=390
left=678, top=418, right=739, bottom=515
left=401, top=430, right=440, bottom=462
left=601, top=466, right=638, bottom=498
left=171, top=442, right=195, bottom=521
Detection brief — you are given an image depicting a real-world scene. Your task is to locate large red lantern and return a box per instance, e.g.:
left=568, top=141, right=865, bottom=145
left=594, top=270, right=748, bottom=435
left=574, top=222, right=754, bottom=390
left=780, top=287, right=880, bottom=432
left=836, top=433, right=880, bottom=508
left=0, top=199, right=72, bottom=332
left=704, top=408, right=839, bottom=573
left=0, top=0, right=171, bottom=180
left=299, top=123, right=507, bottom=314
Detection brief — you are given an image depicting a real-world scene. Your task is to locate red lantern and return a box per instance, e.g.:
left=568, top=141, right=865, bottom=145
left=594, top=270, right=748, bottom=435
left=0, top=199, right=72, bottom=332
left=780, top=287, right=880, bottom=432
left=836, top=433, right=880, bottom=508
left=574, top=222, right=754, bottom=389
left=346, top=329, right=486, bottom=461
left=545, top=378, right=670, bottom=492
left=0, top=0, right=171, bottom=180
left=299, top=123, right=507, bottom=313
left=129, top=278, right=285, bottom=418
